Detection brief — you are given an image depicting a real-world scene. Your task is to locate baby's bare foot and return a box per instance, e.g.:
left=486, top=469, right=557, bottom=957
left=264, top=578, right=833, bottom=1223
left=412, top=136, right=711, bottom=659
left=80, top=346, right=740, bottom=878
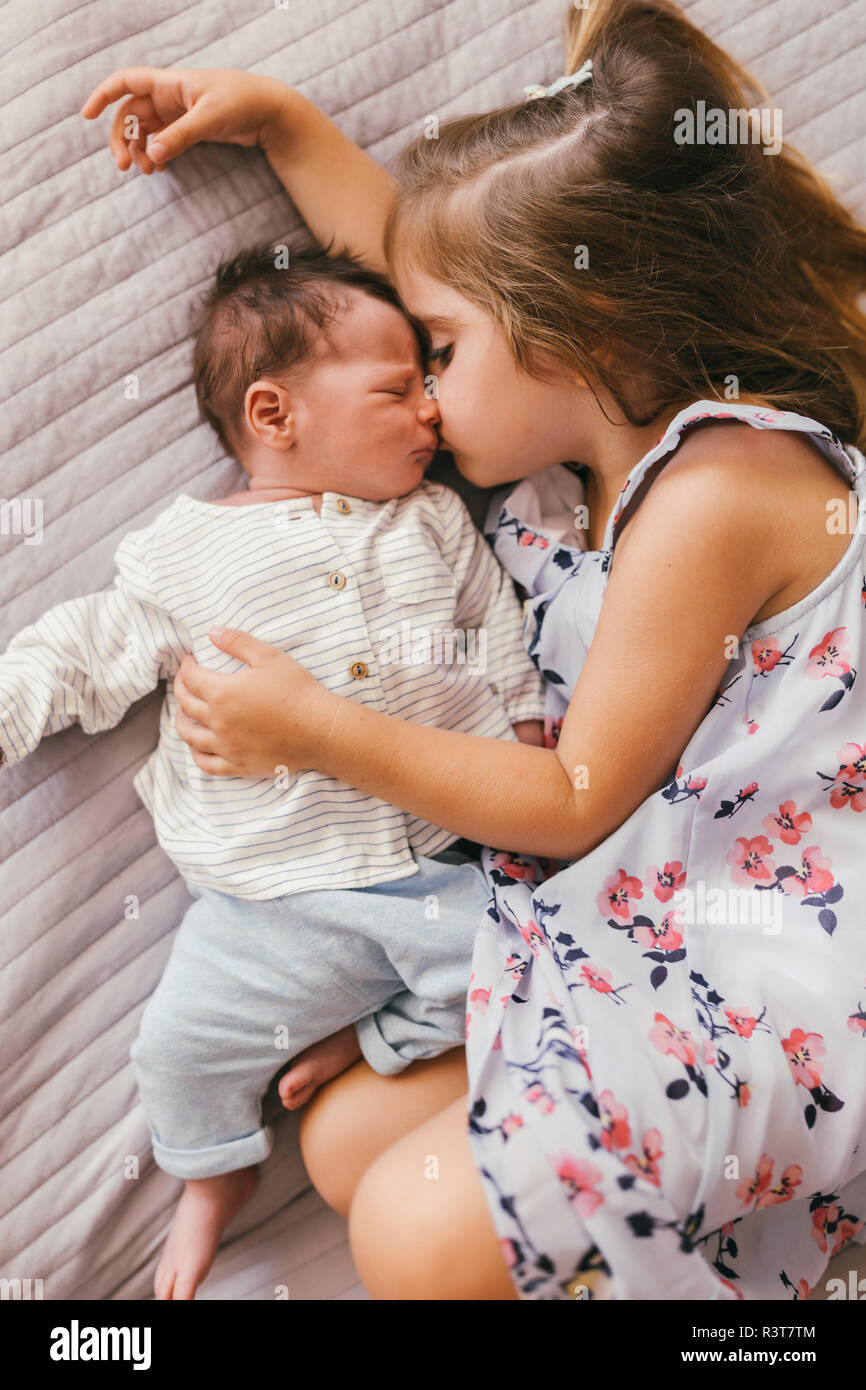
left=278, top=1025, right=362, bottom=1111
left=154, top=1166, right=258, bottom=1300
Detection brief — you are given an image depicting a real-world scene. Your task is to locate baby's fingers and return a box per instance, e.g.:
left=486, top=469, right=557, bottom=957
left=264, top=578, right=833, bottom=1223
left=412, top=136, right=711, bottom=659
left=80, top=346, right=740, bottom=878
left=108, top=95, right=158, bottom=171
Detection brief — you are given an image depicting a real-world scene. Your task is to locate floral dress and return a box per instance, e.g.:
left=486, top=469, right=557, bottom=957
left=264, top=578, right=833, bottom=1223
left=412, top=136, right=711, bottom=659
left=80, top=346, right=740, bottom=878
left=465, top=398, right=866, bottom=1300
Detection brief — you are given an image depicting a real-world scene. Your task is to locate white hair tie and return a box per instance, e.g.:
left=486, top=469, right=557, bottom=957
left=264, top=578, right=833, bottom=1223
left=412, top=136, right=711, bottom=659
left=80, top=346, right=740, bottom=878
left=523, top=57, right=593, bottom=101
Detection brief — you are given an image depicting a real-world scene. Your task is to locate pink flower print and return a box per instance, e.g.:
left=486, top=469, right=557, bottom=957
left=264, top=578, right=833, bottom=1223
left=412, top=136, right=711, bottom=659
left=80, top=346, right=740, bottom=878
left=761, top=800, right=813, bottom=845
left=554, top=1153, right=604, bottom=1220
left=737, top=1082, right=752, bottom=1108
left=744, top=715, right=759, bottom=735
left=805, top=628, right=851, bottom=679
left=518, top=529, right=550, bottom=549
left=811, top=1202, right=840, bottom=1254
left=725, top=1009, right=758, bottom=1038
left=718, top=1278, right=745, bottom=1300
left=834, top=1218, right=864, bottom=1255
left=828, top=777, right=866, bottom=811
left=581, top=963, right=614, bottom=994
left=649, top=1012, right=698, bottom=1066
left=622, top=1129, right=663, bottom=1187
left=468, top=986, right=490, bottom=1015
left=848, top=1013, right=866, bottom=1035
left=755, top=1163, right=803, bottom=1208
left=490, top=851, right=539, bottom=882
left=519, top=919, right=547, bottom=955
left=505, top=954, right=525, bottom=980
left=525, top=1082, right=556, bottom=1115
left=836, top=742, right=866, bottom=780
left=686, top=775, right=708, bottom=792
left=502, top=1113, right=524, bottom=1137
left=736, top=1153, right=773, bottom=1207
left=721, top=1221, right=736, bottom=1239
left=783, top=1028, right=826, bottom=1089
left=645, top=860, right=686, bottom=903
left=779, top=846, right=835, bottom=899
left=597, top=868, right=643, bottom=924
left=753, top=637, right=784, bottom=674
left=633, top=910, right=684, bottom=952
left=796, top=1278, right=811, bottom=1299
left=702, top=1038, right=716, bottom=1067
left=727, top=835, right=777, bottom=886
left=597, top=1089, right=631, bottom=1152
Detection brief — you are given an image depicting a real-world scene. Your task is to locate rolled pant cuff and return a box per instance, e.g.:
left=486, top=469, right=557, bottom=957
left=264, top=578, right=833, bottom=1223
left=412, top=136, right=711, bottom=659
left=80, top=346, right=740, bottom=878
left=355, top=1014, right=411, bottom=1076
left=152, top=1124, right=273, bottom=1179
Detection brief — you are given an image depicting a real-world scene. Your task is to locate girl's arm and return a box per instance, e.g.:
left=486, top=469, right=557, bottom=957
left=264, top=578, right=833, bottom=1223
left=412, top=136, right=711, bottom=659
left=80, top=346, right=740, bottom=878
left=174, top=442, right=790, bottom=861
left=262, top=88, right=396, bottom=275
left=81, top=68, right=396, bottom=275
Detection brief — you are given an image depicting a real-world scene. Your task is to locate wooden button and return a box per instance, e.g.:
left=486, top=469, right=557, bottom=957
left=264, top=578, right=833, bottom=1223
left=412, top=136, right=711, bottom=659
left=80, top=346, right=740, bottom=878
left=349, top=660, right=368, bottom=679
left=328, top=571, right=347, bottom=590
left=336, top=498, right=352, bottom=514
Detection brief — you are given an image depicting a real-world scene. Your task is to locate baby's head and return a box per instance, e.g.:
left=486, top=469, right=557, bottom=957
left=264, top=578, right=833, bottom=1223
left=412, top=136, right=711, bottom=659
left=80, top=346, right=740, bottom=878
left=191, top=240, right=441, bottom=501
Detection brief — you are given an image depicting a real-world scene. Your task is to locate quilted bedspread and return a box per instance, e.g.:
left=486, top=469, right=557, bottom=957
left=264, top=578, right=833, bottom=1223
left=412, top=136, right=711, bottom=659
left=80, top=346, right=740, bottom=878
left=1, top=0, right=863, bottom=1300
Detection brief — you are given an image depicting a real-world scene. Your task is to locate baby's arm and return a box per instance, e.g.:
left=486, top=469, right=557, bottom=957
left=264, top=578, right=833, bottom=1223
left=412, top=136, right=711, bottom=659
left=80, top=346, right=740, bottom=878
left=0, top=528, right=188, bottom=768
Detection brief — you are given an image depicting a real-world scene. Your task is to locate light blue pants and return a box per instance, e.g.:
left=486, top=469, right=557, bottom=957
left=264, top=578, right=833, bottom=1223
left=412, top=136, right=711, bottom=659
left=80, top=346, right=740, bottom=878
left=129, top=847, right=491, bottom=1179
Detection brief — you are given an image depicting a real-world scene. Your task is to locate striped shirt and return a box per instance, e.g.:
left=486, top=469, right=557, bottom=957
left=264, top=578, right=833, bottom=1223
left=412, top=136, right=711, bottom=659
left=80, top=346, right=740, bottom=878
left=0, top=482, right=546, bottom=899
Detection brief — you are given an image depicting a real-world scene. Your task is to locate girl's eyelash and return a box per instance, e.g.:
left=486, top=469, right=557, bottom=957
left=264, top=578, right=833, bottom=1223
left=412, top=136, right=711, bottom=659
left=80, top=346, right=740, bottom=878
left=427, top=344, right=453, bottom=365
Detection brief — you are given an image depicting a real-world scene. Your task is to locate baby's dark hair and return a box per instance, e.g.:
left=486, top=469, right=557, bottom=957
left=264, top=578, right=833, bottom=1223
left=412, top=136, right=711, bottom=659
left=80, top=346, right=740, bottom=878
left=191, top=236, right=406, bottom=457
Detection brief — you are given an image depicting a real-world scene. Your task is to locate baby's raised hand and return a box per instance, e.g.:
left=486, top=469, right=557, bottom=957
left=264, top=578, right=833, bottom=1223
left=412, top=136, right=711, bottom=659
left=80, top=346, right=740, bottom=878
left=80, top=66, right=291, bottom=174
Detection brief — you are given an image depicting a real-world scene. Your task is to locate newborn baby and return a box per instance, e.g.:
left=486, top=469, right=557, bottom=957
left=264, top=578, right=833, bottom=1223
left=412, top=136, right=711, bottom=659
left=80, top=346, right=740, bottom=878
left=0, top=240, right=545, bottom=1298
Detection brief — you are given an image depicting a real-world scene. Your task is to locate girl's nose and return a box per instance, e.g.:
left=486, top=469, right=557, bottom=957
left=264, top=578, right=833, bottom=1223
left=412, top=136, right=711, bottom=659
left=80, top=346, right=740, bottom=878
left=418, top=392, right=441, bottom=424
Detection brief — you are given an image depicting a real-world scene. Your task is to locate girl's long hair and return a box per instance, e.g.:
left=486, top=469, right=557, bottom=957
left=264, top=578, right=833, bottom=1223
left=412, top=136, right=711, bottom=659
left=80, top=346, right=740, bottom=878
left=383, top=0, right=866, bottom=448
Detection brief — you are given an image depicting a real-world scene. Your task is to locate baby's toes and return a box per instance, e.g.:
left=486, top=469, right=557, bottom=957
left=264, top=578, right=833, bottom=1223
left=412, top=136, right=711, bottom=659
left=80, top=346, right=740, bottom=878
left=279, top=1065, right=317, bottom=1110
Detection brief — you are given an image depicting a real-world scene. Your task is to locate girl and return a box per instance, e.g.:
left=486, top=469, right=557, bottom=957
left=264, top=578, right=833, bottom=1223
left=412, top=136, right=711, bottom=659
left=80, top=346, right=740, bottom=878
left=83, top=0, right=866, bottom=1299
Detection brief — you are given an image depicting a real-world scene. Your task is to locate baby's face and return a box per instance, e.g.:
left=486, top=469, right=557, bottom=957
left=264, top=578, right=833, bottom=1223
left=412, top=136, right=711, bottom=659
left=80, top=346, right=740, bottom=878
left=282, top=291, right=442, bottom=501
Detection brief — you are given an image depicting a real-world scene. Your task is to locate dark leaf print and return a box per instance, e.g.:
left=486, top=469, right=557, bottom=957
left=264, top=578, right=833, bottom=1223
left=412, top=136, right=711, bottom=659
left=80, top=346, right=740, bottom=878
left=824, top=883, right=844, bottom=904
left=553, top=548, right=574, bottom=569
left=691, top=972, right=710, bottom=988
left=627, top=1212, right=655, bottom=1238
left=542, top=668, right=566, bottom=684
left=817, top=1088, right=845, bottom=1113
left=714, top=800, right=735, bottom=818
left=472, top=1099, right=487, bottom=1117
left=667, top=1079, right=690, bottom=1100
left=617, top=1174, right=636, bottom=1190
left=819, top=689, right=844, bottom=712
left=556, top=932, right=575, bottom=945
left=819, top=909, right=837, bottom=935
left=650, top=965, right=668, bottom=990
left=804, top=1104, right=817, bottom=1129
left=728, top=1239, right=739, bottom=1259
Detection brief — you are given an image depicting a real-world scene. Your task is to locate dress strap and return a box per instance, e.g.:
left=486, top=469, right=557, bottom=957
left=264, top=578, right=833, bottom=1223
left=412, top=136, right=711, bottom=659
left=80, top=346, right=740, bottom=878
left=602, top=399, right=864, bottom=557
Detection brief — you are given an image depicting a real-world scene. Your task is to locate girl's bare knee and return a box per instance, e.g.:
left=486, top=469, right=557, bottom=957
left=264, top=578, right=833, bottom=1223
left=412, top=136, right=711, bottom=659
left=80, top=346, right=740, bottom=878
left=298, top=1082, right=359, bottom=1218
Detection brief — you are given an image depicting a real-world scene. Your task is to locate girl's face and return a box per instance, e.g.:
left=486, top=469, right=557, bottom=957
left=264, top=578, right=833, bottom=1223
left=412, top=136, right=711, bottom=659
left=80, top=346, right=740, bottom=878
left=394, top=264, right=594, bottom=488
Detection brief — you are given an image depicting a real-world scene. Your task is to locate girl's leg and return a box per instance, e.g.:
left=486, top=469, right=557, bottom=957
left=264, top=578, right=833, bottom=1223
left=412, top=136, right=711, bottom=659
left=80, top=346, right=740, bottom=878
left=347, top=1094, right=518, bottom=1300
left=298, top=1047, right=469, bottom=1217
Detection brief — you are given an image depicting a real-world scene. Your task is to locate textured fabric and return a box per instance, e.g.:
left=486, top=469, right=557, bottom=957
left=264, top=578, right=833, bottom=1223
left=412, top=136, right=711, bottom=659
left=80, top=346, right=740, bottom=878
left=2, top=0, right=861, bottom=1302
left=0, top=481, right=545, bottom=898
left=129, top=849, right=489, bottom=1178
left=465, top=400, right=866, bottom=1300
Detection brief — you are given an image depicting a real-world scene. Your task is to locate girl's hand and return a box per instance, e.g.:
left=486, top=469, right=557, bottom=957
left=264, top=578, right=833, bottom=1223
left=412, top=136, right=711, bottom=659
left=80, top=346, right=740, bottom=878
left=80, top=67, right=292, bottom=174
left=172, top=627, right=337, bottom=779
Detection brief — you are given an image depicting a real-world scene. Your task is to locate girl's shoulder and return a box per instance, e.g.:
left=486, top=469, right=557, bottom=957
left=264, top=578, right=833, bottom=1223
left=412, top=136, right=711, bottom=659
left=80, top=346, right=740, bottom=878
left=616, top=403, right=863, bottom=632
